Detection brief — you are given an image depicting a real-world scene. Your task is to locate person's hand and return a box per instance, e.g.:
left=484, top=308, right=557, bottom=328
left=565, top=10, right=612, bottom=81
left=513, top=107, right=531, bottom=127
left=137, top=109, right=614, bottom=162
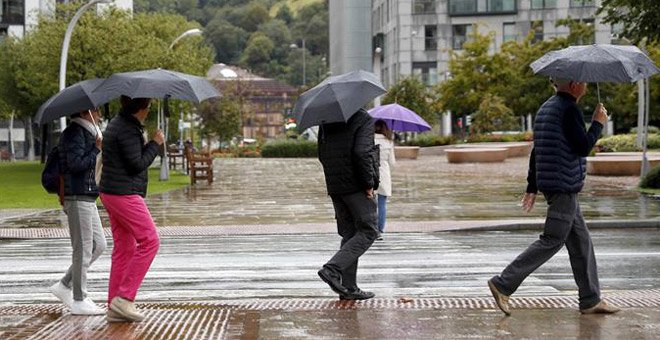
left=153, top=129, right=165, bottom=145
left=366, top=188, right=375, bottom=198
left=95, top=136, right=102, bottom=150
left=521, top=193, right=536, bottom=213
left=592, top=103, right=608, bottom=126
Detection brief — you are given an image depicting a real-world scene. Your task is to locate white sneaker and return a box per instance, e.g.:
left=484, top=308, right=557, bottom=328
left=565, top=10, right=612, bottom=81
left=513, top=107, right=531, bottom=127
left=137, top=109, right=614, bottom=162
left=50, top=282, right=73, bottom=308
left=70, top=299, right=105, bottom=315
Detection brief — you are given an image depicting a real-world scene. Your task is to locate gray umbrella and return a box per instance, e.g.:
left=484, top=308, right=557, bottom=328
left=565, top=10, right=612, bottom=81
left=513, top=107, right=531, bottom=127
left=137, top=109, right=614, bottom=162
left=293, top=70, right=386, bottom=131
left=530, top=44, right=659, bottom=83
left=91, top=68, right=220, bottom=103
left=34, top=78, right=105, bottom=125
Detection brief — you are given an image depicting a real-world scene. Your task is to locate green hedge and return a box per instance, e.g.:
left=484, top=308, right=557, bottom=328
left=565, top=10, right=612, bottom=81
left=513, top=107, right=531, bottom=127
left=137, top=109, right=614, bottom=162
left=467, top=132, right=533, bottom=143
left=596, top=134, right=660, bottom=152
left=640, top=165, right=660, bottom=189
left=261, top=140, right=317, bottom=158
left=402, top=134, right=456, bottom=147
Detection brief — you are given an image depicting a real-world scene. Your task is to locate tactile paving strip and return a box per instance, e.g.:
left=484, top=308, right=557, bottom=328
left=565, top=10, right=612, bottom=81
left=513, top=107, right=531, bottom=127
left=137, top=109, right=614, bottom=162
left=2, top=291, right=659, bottom=339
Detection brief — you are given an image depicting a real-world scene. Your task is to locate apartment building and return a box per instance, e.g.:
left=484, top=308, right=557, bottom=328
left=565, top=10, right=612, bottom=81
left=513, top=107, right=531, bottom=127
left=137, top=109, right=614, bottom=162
left=371, top=0, right=615, bottom=88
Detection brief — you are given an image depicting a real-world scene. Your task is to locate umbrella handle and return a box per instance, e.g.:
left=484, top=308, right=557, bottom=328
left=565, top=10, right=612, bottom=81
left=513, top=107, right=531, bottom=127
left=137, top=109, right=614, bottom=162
left=596, top=82, right=601, bottom=104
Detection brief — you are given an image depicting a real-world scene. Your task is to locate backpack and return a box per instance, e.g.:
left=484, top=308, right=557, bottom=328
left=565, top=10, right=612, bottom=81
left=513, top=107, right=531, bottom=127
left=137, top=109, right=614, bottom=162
left=41, top=146, right=61, bottom=194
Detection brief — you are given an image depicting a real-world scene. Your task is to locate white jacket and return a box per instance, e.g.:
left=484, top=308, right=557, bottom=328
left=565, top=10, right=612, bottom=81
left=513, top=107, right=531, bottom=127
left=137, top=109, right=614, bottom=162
left=375, top=134, right=395, bottom=196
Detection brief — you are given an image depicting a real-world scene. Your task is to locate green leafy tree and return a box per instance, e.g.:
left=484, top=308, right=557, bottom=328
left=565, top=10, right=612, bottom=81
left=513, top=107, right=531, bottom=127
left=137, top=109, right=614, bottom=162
left=291, top=1, right=328, bottom=56
left=382, top=76, right=434, bottom=125
left=240, top=32, right=275, bottom=72
left=258, top=19, right=292, bottom=60
left=275, top=3, right=294, bottom=24
left=597, top=0, right=660, bottom=44
left=238, top=2, right=271, bottom=32
left=471, top=94, right=518, bottom=134
left=205, top=18, right=249, bottom=63
left=199, top=97, right=242, bottom=144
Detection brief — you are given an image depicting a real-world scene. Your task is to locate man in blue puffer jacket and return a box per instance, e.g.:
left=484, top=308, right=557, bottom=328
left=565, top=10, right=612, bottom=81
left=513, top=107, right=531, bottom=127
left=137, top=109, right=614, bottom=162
left=488, top=78, right=620, bottom=316
left=49, top=109, right=107, bottom=315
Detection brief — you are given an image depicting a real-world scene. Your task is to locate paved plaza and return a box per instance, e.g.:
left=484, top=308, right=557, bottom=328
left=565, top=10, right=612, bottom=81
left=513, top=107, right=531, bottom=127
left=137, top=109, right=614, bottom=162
left=0, top=155, right=659, bottom=338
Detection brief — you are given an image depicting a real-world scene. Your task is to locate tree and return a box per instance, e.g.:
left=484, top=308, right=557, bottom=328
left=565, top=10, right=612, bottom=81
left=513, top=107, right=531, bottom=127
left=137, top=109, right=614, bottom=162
left=240, top=32, right=275, bottom=72
left=291, top=1, right=328, bottom=56
left=597, top=0, right=660, bottom=44
left=238, top=1, right=270, bottom=32
left=275, top=4, right=294, bottom=25
left=471, top=94, right=518, bottom=134
left=199, top=97, right=242, bottom=145
left=382, top=76, right=434, bottom=125
left=205, top=18, right=249, bottom=63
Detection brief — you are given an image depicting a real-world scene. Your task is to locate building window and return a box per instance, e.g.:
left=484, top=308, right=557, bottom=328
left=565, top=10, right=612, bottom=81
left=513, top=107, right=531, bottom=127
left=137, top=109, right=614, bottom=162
left=425, top=25, right=437, bottom=50
left=610, top=23, right=626, bottom=44
left=413, top=0, right=435, bottom=14
left=452, top=24, right=472, bottom=50
left=412, top=62, right=438, bottom=86
left=531, top=21, right=543, bottom=44
left=503, top=22, right=516, bottom=43
left=531, top=0, right=557, bottom=9
left=570, top=0, right=595, bottom=7
left=1, top=0, right=24, bottom=25
left=448, top=0, right=516, bottom=16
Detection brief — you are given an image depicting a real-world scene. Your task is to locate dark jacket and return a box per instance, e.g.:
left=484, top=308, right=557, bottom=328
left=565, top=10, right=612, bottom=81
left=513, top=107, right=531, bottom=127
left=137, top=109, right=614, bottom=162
left=58, top=121, right=100, bottom=200
left=100, top=112, right=160, bottom=197
left=317, top=109, right=380, bottom=195
left=531, top=92, right=603, bottom=194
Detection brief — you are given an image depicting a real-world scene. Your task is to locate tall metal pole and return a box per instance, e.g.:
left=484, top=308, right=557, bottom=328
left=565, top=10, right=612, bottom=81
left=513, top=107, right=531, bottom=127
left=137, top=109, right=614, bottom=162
left=302, top=39, right=306, bottom=86
left=58, top=0, right=111, bottom=132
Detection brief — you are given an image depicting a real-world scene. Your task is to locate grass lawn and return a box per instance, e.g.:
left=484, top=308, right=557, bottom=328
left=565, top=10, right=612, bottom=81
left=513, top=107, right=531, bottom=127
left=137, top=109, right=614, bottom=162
left=0, top=161, right=189, bottom=209
left=639, top=187, right=660, bottom=195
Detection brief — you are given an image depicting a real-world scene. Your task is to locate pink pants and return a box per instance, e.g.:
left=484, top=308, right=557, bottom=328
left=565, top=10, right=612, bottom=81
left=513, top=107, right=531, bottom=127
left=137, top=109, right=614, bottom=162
left=100, top=193, right=160, bottom=305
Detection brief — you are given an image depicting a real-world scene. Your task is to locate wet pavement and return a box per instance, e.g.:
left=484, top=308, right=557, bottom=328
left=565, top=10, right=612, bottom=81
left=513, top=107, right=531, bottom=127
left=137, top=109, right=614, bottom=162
left=1, top=155, right=659, bottom=338
left=1, top=156, right=658, bottom=228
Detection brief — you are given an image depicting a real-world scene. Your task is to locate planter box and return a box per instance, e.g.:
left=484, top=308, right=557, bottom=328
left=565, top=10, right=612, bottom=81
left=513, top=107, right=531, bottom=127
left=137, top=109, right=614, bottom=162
left=445, top=148, right=508, bottom=163
left=394, top=146, right=420, bottom=160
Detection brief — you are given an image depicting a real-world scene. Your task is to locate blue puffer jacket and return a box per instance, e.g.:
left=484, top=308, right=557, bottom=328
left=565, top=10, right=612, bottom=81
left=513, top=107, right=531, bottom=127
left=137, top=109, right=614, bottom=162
left=534, top=94, right=587, bottom=193
left=58, top=122, right=100, bottom=199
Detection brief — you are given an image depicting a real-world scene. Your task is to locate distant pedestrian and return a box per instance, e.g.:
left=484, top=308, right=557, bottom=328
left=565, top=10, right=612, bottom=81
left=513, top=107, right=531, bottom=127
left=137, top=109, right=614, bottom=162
left=100, top=96, right=165, bottom=322
left=317, top=108, right=380, bottom=300
left=50, top=108, right=107, bottom=315
left=374, top=120, right=396, bottom=238
left=488, top=78, right=620, bottom=315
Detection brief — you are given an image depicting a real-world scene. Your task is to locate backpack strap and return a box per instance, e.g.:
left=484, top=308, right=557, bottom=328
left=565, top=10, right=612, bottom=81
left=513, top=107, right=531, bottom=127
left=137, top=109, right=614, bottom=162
left=58, top=175, right=64, bottom=206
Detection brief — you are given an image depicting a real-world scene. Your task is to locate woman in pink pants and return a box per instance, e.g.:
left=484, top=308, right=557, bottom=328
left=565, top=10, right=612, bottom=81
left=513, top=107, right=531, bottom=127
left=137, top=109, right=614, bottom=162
left=99, top=96, right=165, bottom=323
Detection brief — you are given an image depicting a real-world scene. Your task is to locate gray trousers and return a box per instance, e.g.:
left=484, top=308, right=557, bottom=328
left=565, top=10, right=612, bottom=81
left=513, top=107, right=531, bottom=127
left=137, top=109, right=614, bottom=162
left=492, top=193, right=601, bottom=309
left=61, top=199, right=107, bottom=301
left=325, top=191, right=379, bottom=290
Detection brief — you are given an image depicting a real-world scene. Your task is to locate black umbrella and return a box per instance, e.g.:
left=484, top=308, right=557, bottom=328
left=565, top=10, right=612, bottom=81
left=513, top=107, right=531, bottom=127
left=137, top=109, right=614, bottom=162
left=34, top=78, right=105, bottom=125
left=530, top=44, right=659, bottom=101
left=293, top=70, right=386, bottom=132
left=91, top=68, right=220, bottom=103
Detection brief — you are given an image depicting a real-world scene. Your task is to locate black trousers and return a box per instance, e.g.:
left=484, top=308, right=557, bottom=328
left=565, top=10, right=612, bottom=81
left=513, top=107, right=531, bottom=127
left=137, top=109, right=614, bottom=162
left=325, top=191, right=379, bottom=290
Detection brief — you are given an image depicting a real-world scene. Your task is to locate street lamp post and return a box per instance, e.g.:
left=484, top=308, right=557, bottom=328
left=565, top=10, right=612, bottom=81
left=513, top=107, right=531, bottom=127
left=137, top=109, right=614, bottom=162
left=160, top=28, right=203, bottom=181
left=290, top=39, right=306, bottom=86
left=58, top=0, right=112, bottom=131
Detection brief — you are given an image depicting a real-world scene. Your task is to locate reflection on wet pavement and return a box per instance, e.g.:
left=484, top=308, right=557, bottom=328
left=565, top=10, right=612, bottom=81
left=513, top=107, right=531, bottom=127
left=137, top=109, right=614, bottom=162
left=2, top=157, right=658, bottom=228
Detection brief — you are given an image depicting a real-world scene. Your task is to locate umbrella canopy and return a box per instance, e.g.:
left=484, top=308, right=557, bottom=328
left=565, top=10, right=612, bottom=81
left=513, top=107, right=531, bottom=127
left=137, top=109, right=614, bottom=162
left=368, top=103, right=431, bottom=132
left=91, top=68, right=220, bottom=103
left=530, top=44, right=659, bottom=83
left=34, top=78, right=105, bottom=125
left=293, top=70, right=386, bottom=131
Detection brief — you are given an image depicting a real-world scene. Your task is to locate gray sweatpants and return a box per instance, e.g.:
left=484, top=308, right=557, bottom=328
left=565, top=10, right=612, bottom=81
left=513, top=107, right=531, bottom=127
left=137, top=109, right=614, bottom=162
left=491, top=193, right=601, bottom=310
left=325, top=191, right=379, bottom=290
left=61, top=198, right=107, bottom=301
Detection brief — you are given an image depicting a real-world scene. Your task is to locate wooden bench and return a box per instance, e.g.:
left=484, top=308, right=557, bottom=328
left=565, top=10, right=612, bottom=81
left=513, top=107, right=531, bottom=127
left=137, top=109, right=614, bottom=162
left=445, top=148, right=508, bottom=163
left=185, top=147, right=214, bottom=184
left=167, top=146, right=185, bottom=171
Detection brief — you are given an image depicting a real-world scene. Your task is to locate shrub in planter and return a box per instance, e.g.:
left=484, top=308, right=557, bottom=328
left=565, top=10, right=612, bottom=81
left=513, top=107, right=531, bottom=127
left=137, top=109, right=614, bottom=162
left=261, top=140, right=317, bottom=158
left=640, top=165, right=660, bottom=189
left=402, top=134, right=455, bottom=147
left=596, top=134, right=660, bottom=152
left=467, top=132, right=532, bottom=143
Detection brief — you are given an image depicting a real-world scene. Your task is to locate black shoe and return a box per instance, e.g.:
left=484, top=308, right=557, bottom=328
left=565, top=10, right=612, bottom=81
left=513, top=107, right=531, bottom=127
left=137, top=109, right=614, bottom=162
left=318, top=267, right=349, bottom=295
left=340, top=288, right=375, bottom=301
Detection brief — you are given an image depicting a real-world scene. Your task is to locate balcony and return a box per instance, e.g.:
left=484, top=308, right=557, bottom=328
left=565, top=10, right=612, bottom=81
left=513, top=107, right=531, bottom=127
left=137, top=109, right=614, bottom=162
left=448, top=0, right=517, bottom=17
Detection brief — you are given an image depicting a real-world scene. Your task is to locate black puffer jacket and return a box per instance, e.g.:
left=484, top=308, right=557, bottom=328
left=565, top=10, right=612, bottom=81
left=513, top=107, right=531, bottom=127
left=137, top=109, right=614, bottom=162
left=58, top=121, right=100, bottom=199
left=317, top=109, right=380, bottom=195
left=100, top=112, right=160, bottom=197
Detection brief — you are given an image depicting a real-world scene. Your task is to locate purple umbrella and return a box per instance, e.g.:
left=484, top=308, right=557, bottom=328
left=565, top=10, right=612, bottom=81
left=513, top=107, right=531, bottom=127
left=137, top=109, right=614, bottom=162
left=368, top=103, right=431, bottom=132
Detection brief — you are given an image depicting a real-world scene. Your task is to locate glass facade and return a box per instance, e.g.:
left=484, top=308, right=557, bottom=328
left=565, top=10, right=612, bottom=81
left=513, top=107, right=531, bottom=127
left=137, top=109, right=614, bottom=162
left=452, top=24, right=473, bottom=49
left=531, top=0, right=557, bottom=9
left=503, top=22, right=516, bottom=42
left=570, top=0, right=595, bottom=7
left=0, top=0, right=24, bottom=25
left=449, top=0, right=516, bottom=16
left=425, top=25, right=437, bottom=50
left=413, top=0, right=435, bottom=14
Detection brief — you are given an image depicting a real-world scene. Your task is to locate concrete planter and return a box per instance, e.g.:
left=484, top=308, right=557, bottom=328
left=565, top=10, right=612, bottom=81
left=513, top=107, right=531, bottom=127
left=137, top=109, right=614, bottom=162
left=445, top=148, right=508, bottom=163
left=394, top=146, right=420, bottom=159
